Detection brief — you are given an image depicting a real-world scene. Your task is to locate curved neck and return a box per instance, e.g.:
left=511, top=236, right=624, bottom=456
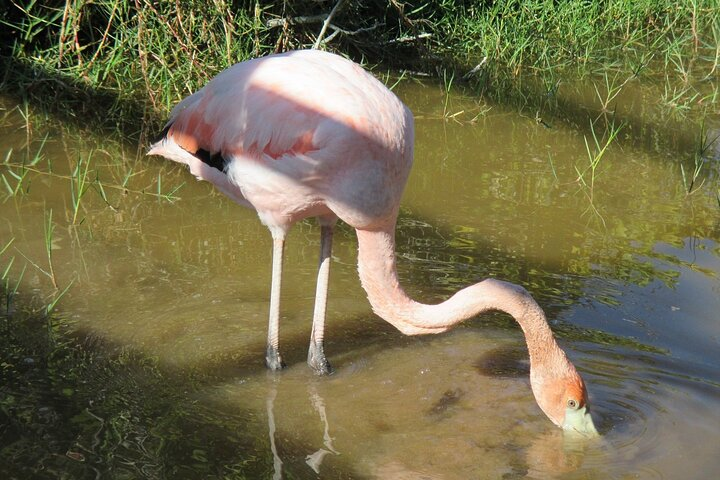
left=355, top=227, right=562, bottom=362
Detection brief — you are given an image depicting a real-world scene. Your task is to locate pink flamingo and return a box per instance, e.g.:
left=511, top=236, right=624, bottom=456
left=149, top=49, right=598, bottom=434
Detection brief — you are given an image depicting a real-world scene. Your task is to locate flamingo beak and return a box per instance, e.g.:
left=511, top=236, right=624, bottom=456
left=562, top=405, right=599, bottom=436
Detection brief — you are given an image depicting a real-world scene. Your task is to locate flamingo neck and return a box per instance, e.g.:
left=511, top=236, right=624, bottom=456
left=355, top=227, right=564, bottom=364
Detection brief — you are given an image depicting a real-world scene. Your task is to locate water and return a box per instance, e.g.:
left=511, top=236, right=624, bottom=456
left=0, top=74, right=719, bottom=479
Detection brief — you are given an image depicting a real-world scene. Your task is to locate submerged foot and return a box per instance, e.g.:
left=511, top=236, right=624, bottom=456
left=265, top=346, right=286, bottom=371
left=308, top=342, right=333, bottom=375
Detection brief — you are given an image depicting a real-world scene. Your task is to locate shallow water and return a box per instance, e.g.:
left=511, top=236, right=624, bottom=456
left=1, top=73, right=719, bottom=479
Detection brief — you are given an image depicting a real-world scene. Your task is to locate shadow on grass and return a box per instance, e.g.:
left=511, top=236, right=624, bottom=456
left=0, top=56, right=159, bottom=142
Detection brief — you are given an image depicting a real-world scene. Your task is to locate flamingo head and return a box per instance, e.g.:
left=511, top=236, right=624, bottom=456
left=530, top=357, right=599, bottom=436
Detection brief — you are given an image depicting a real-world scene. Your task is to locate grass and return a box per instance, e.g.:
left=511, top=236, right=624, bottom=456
left=0, top=3, right=717, bottom=195
left=1, top=238, right=24, bottom=315
left=0, top=2, right=716, bottom=320
left=3, top=262, right=25, bottom=316
left=681, top=156, right=706, bottom=195
left=69, top=152, right=94, bottom=224
left=155, top=172, right=185, bottom=203
left=44, top=277, right=74, bottom=315
left=682, top=119, right=720, bottom=195
left=2, top=131, right=185, bottom=205
left=1, top=1, right=718, bottom=125
left=2, top=0, right=266, bottom=134
left=577, top=119, right=624, bottom=194
left=594, top=72, right=633, bottom=114
left=43, top=208, right=58, bottom=289
left=0, top=7, right=717, bottom=476
left=1, top=149, right=30, bottom=197
left=438, top=1, right=719, bottom=73
left=438, top=1, right=719, bottom=133
left=574, top=117, right=625, bottom=225
left=0, top=133, right=50, bottom=198
left=0, top=2, right=716, bottom=297
left=442, top=69, right=456, bottom=119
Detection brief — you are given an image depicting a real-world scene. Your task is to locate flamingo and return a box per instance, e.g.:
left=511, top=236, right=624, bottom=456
left=148, top=49, right=598, bottom=434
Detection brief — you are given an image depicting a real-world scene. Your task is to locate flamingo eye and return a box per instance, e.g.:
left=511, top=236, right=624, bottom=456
left=567, top=399, right=578, bottom=409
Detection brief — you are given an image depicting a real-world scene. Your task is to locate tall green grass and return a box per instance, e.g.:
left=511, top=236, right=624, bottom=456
left=3, top=1, right=718, bottom=126
left=439, top=0, right=719, bottom=74
left=2, top=0, right=266, bottom=134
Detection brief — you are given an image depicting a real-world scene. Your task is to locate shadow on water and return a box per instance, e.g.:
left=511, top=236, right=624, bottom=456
left=474, top=73, right=720, bottom=164
left=0, top=296, right=370, bottom=479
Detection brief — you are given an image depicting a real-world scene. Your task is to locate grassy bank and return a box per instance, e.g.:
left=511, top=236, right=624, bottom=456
left=1, top=1, right=718, bottom=132
left=437, top=1, right=719, bottom=74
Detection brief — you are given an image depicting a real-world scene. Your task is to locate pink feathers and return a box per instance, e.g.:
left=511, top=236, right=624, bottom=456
left=150, top=49, right=412, bottom=231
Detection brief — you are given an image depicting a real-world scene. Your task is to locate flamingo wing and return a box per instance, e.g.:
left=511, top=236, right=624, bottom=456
left=149, top=50, right=412, bottom=228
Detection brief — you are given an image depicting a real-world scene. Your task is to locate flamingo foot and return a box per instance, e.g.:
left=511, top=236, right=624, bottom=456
left=308, top=342, right=332, bottom=375
left=265, top=346, right=286, bottom=371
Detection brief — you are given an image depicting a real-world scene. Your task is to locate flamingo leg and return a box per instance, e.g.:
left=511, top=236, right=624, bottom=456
left=308, top=224, right=333, bottom=375
left=266, top=235, right=286, bottom=370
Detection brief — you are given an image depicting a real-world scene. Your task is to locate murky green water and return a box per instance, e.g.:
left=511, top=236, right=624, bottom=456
left=1, top=74, right=719, bottom=479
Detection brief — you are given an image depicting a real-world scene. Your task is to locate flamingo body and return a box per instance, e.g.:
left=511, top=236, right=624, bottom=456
left=152, top=50, right=411, bottom=233
left=149, top=50, right=598, bottom=434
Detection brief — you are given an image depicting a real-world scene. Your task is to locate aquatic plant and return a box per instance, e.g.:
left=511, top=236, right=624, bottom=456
left=70, top=153, right=92, bottom=225
left=593, top=72, right=633, bottom=114
left=682, top=119, right=720, bottom=195
left=155, top=171, right=184, bottom=203
left=1, top=238, right=24, bottom=314
left=576, top=118, right=624, bottom=198
left=1, top=149, right=29, bottom=197
left=44, top=277, right=74, bottom=316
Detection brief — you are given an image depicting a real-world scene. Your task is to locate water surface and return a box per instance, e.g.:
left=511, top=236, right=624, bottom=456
left=0, top=74, right=719, bottom=479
